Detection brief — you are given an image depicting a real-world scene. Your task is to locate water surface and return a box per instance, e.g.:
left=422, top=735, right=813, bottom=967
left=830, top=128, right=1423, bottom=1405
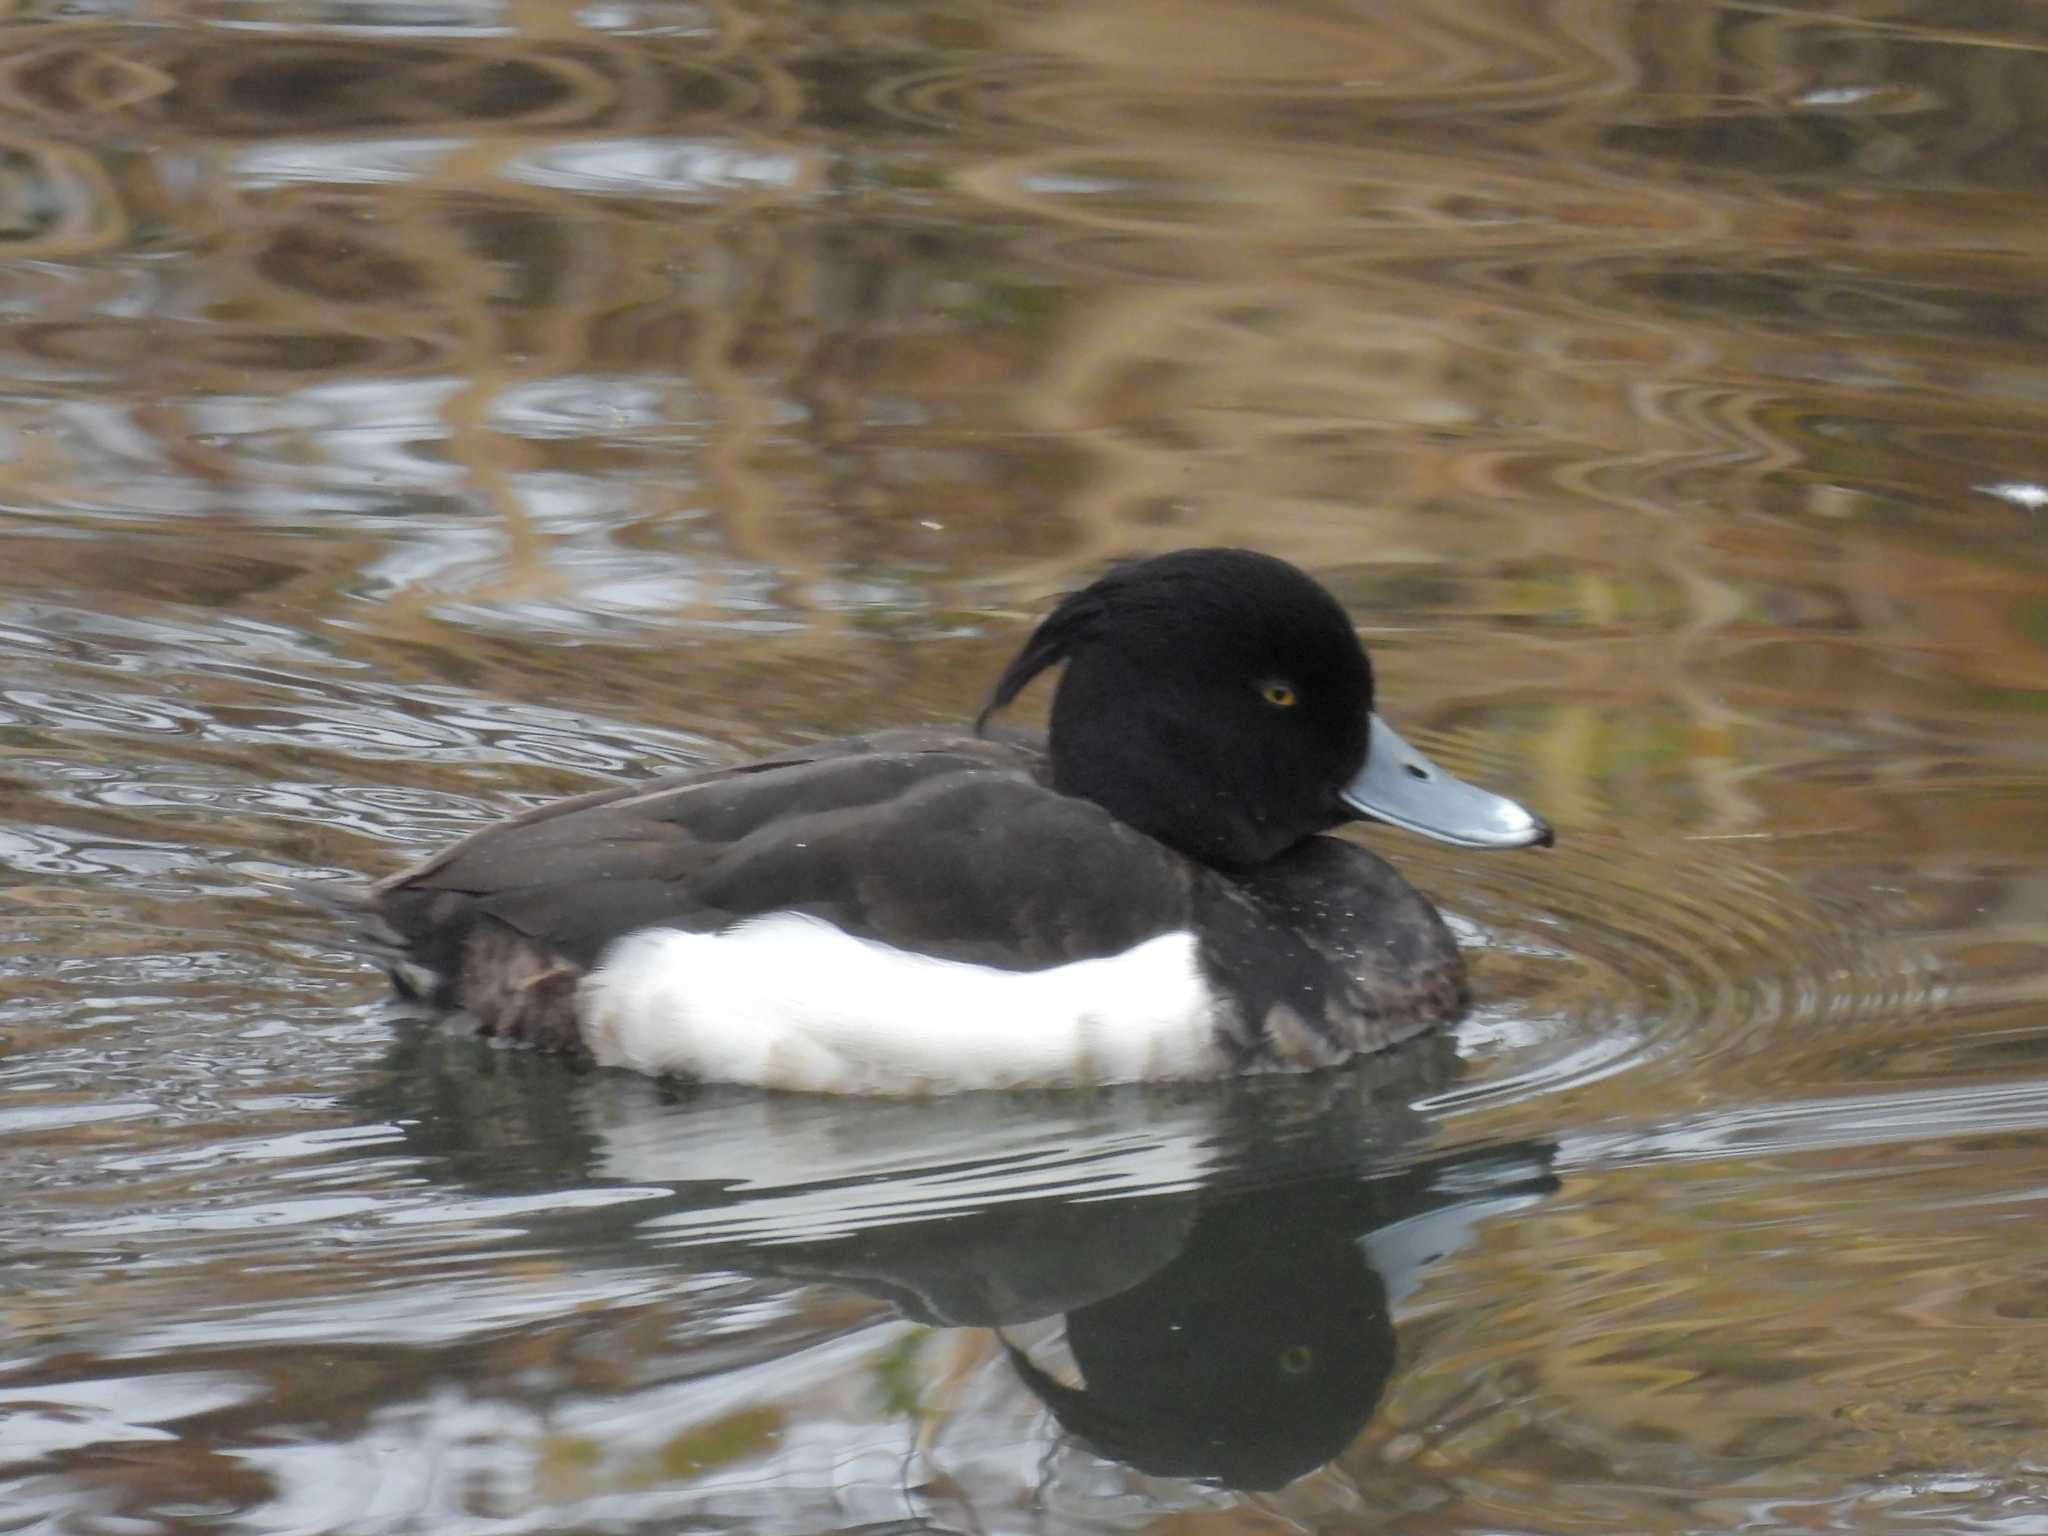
left=4, top=0, right=2048, bottom=1530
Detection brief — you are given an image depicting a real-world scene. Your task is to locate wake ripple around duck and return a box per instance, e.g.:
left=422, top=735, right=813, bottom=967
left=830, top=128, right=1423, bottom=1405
left=1396, top=750, right=1943, bottom=1124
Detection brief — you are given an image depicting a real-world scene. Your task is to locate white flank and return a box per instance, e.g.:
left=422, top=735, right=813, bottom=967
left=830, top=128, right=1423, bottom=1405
left=578, top=914, right=1223, bottom=1094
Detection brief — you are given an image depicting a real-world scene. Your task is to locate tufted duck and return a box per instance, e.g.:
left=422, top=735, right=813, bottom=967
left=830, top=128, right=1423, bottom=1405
left=321, top=548, right=1550, bottom=1093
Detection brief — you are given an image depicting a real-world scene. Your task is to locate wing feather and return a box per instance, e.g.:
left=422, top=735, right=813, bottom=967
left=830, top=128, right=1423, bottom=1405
left=370, top=734, right=1195, bottom=990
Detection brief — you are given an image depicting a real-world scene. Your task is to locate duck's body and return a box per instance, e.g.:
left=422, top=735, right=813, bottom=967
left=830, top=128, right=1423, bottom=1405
left=328, top=549, right=1549, bottom=1093
left=359, top=729, right=1467, bottom=1092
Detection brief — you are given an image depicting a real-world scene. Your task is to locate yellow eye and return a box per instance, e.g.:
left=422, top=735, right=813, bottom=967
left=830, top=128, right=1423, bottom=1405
left=1278, top=1344, right=1315, bottom=1375
left=1260, top=681, right=1298, bottom=708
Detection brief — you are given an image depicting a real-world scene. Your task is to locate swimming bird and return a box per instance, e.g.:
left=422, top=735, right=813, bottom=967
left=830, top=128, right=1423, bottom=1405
left=321, top=547, right=1550, bottom=1093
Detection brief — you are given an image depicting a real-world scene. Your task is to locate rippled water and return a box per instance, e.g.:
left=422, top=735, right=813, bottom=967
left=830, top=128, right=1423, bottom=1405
left=4, top=0, right=2047, bottom=1530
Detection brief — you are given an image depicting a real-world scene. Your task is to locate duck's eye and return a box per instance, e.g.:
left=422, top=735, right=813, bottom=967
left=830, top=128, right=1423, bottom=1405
left=1278, top=1344, right=1315, bottom=1375
left=1259, top=681, right=1299, bottom=709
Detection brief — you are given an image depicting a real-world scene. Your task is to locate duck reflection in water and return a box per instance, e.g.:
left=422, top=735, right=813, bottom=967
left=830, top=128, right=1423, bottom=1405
left=660, top=1117, right=1557, bottom=1491
left=360, top=1030, right=1556, bottom=1494
left=993, top=1146, right=1555, bottom=1490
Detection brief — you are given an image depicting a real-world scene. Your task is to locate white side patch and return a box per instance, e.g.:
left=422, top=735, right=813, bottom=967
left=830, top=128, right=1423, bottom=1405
left=578, top=914, right=1223, bottom=1094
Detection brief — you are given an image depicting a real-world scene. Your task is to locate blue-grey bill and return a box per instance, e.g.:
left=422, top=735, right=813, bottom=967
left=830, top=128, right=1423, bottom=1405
left=1341, top=715, right=1554, bottom=849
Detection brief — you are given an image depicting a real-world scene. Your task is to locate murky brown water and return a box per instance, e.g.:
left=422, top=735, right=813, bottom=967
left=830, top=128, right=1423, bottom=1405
left=3, top=0, right=2047, bottom=1529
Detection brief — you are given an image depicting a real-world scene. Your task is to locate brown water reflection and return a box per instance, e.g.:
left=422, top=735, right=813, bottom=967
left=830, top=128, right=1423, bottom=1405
left=3, top=0, right=2048, bottom=1530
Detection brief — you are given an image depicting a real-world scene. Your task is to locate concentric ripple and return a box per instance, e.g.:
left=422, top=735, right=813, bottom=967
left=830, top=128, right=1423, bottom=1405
left=1382, top=738, right=1945, bottom=1123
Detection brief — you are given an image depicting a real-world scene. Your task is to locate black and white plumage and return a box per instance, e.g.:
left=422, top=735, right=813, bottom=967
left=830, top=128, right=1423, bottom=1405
left=319, top=548, right=1551, bottom=1093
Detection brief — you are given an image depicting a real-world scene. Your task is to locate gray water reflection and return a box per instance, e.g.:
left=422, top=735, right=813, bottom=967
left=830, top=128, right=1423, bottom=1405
left=3, top=0, right=2048, bottom=1529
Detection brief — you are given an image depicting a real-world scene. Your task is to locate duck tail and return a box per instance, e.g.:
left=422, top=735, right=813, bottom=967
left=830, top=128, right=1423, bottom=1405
left=281, top=877, right=589, bottom=1056
left=276, top=875, right=448, bottom=1004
